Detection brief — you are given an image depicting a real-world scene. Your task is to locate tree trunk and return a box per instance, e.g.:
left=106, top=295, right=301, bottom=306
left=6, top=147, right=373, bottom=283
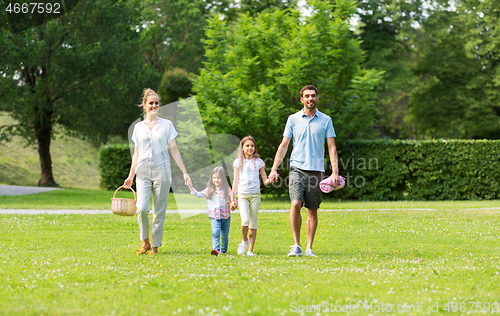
left=36, top=107, right=58, bottom=187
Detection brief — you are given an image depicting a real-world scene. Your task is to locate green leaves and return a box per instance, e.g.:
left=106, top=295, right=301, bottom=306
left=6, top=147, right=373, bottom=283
left=408, top=0, right=500, bottom=139
left=98, top=144, right=132, bottom=190
left=194, top=2, right=381, bottom=171
left=334, top=139, right=500, bottom=201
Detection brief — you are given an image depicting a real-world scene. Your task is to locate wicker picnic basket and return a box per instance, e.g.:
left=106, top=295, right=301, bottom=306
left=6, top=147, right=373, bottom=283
left=111, top=185, right=137, bottom=216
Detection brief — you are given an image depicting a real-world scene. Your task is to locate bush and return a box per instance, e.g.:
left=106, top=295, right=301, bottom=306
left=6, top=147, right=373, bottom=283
left=404, top=140, right=500, bottom=200
left=98, top=144, right=131, bottom=190
left=331, top=140, right=500, bottom=201
left=159, top=68, right=193, bottom=105
left=332, top=140, right=409, bottom=201
left=99, top=140, right=500, bottom=200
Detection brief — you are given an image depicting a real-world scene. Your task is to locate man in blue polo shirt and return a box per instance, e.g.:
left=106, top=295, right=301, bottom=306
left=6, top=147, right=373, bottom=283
left=269, top=85, right=339, bottom=257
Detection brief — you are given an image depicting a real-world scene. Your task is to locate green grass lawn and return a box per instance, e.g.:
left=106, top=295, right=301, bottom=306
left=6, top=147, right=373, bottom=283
left=1, top=208, right=500, bottom=315
left=1, top=188, right=500, bottom=211
left=0, top=113, right=101, bottom=189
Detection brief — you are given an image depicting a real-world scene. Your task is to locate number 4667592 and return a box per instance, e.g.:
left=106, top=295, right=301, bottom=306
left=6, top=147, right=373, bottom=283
left=444, top=302, right=500, bottom=313
left=6, top=2, right=61, bottom=14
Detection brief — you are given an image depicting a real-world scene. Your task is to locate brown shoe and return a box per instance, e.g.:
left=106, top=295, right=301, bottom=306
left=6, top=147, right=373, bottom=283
left=136, top=244, right=151, bottom=255
left=148, top=247, right=158, bottom=255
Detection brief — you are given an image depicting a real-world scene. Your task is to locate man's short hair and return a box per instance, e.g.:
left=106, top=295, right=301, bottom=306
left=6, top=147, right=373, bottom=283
left=300, top=85, right=318, bottom=97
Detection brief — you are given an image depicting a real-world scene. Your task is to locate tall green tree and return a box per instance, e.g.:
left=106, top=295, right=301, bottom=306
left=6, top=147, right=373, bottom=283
left=0, top=0, right=155, bottom=186
left=408, top=0, right=500, bottom=138
left=140, top=0, right=297, bottom=75
left=356, top=0, right=423, bottom=138
left=141, top=0, right=231, bottom=75
left=224, top=0, right=297, bottom=22
left=459, top=0, right=500, bottom=138
left=194, top=0, right=381, bottom=163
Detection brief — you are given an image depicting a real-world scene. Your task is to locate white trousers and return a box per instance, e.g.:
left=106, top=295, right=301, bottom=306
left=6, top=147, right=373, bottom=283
left=135, top=167, right=171, bottom=247
left=238, top=193, right=261, bottom=229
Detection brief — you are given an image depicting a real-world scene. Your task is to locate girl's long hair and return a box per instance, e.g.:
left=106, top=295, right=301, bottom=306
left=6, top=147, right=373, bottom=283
left=206, top=166, right=230, bottom=200
left=238, top=136, right=260, bottom=174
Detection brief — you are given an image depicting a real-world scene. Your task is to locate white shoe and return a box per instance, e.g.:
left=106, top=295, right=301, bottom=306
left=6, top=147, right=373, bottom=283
left=237, top=240, right=249, bottom=255
left=304, top=248, right=316, bottom=257
left=246, top=251, right=255, bottom=256
left=288, top=245, right=302, bottom=257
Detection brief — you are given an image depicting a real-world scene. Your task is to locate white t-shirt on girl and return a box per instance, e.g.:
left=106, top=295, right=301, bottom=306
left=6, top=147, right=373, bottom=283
left=233, top=158, right=265, bottom=194
left=131, top=118, right=178, bottom=171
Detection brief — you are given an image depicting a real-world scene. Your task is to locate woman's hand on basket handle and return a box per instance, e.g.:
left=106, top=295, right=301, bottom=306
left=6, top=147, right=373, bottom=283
left=123, top=177, right=134, bottom=189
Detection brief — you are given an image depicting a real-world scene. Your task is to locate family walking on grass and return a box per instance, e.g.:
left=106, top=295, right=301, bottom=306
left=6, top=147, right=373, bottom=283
left=123, top=85, right=342, bottom=257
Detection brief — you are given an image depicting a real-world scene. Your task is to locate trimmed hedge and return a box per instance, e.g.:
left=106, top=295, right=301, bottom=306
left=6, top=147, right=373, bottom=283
left=333, top=140, right=409, bottom=201
left=333, top=140, right=500, bottom=200
left=98, top=144, right=132, bottom=190
left=99, top=140, right=500, bottom=200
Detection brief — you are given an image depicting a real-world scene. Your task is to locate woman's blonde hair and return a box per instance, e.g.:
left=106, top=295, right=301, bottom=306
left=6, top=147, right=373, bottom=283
left=138, top=88, right=161, bottom=115
left=237, top=136, right=260, bottom=173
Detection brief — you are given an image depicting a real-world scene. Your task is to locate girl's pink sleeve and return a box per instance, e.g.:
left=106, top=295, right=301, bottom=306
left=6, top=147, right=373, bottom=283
left=192, top=187, right=208, bottom=198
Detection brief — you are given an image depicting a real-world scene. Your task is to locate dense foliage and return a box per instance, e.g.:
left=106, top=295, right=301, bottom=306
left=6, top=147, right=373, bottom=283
left=100, top=140, right=500, bottom=200
left=3, top=0, right=500, bottom=189
left=333, top=139, right=500, bottom=200
left=98, top=144, right=133, bottom=190
left=194, top=0, right=381, bottom=164
left=0, top=0, right=155, bottom=186
left=357, top=0, right=500, bottom=139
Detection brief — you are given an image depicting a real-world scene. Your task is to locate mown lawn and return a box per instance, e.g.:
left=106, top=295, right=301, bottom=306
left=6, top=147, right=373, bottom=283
left=1, top=208, right=500, bottom=315
left=1, top=188, right=500, bottom=211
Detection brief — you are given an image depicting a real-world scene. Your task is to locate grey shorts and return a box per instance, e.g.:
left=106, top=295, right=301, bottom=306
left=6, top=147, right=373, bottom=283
left=288, top=166, right=324, bottom=210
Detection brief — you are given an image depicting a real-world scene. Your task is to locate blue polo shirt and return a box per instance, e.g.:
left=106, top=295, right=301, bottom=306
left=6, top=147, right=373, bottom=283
left=283, top=109, right=336, bottom=172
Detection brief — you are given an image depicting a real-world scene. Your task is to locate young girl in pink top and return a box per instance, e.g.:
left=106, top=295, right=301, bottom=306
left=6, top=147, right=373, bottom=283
left=189, top=167, right=235, bottom=255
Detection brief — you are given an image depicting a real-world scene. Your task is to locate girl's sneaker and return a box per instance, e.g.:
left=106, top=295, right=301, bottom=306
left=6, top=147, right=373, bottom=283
left=237, top=240, right=249, bottom=255
left=246, top=251, right=255, bottom=256
left=211, top=249, right=220, bottom=256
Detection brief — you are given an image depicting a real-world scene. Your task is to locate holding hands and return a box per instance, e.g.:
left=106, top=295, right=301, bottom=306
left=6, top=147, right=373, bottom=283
left=184, top=173, right=192, bottom=188
left=268, top=169, right=279, bottom=183
left=230, top=200, right=238, bottom=211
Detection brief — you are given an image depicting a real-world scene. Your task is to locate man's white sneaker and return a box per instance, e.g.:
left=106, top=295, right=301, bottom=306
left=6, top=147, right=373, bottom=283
left=237, top=240, right=249, bottom=255
left=246, top=251, right=255, bottom=256
left=288, top=245, right=303, bottom=257
left=304, top=248, right=316, bottom=257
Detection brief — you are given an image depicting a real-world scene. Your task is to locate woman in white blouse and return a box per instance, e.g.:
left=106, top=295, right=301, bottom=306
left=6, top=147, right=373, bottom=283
left=124, top=88, right=191, bottom=255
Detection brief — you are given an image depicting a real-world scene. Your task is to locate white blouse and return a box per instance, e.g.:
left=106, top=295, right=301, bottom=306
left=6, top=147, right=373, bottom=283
left=233, top=158, right=265, bottom=194
left=131, top=118, right=178, bottom=170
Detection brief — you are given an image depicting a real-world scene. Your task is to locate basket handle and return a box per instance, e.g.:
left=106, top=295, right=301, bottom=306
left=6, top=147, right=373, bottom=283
left=113, top=185, right=136, bottom=201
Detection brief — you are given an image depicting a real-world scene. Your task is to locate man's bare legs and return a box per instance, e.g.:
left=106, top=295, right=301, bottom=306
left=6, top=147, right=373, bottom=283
left=306, top=208, right=318, bottom=250
left=291, top=202, right=318, bottom=249
left=290, top=200, right=303, bottom=245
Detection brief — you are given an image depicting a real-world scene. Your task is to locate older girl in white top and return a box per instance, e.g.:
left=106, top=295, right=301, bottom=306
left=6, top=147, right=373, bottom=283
left=232, top=136, right=271, bottom=256
left=124, top=88, right=191, bottom=255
